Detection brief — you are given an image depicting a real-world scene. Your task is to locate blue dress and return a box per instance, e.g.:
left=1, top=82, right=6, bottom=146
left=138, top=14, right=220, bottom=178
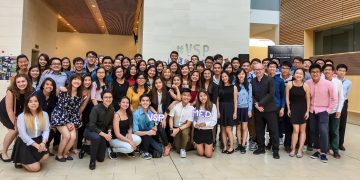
left=51, top=92, right=82, bottom=128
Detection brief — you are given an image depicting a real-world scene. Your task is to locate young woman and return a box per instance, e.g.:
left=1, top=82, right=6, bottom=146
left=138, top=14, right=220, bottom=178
left=137, top=60, right=147, bottom=73
left=91, top=67, right=108, bottom=106
left=51, top=75, right=82, bottom=162
left=61, top=57, right=71, bottom=72
left=218, top=71, right=238, bottom=154
left=146, top=65, right=157, bottom=87
left=162, top=68, right=173, bottom=89
left=122, top=57, right=131, bottom=70
left=130, top=59, right=137, bottom=66
left=155, top=61, right=164, bottom=77
left=0, top=74, right=33, bottom=162
left=76, top=74, right=93, bottom=150
left=110, top=97, right=141, bottom=156
left=193, top=90, right=217, bottom=158
left=235, top=69, right=252, bottom=154
left=111, top=66, right=129, bottom=111
left=169, top=75, right=182, bottom=102
left=168, top=61, right=180, bottom=76
left=126, top=72, right=150, bottom=111
left=126, top=65, right=137, bottom=87
left=201, top=69, right=219, bottom=104
left=188, top=61, right=195, bottom=72
left=195, top=61, right=205, bottom=74
left=14, top=54, right=29, bottom=78
left=150, top=77, right=172, bottom=156
left=180, top=65, right=191, bottom=88
left=223, top=62, right=234, bottom=84
left=11, top=95, right=50, bottom=171
left=34, top=78, right=58, bottom=154
left=286, top=68, right=310, bottom=158
left=189, top=70, right=201, bottom=104
left=28, top=65, right=41, bottom=89
left=37, top=53, right=49, bottom=74
left=147, top=58, right=156, bottom=66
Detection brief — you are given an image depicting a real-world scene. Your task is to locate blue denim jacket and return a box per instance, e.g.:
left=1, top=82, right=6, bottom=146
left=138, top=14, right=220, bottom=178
left=237, top=84, right=253, bottom=113
left=132, top=108, right=154, bottom=132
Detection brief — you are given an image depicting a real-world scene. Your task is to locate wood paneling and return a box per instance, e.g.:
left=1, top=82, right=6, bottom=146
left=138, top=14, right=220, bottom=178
left=311, top=52, right=360, bottom=75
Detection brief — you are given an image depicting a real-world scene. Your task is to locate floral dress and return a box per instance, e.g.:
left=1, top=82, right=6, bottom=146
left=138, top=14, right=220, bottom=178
left=51, top=92, right=82, bottom=128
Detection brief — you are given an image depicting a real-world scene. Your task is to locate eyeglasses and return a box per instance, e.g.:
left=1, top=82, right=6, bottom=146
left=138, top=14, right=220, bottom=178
left=52, top=63, right=61, bottom=66
left=103, top=96, right=113, bottom=99
left=137, top=77, right=145, bottom=80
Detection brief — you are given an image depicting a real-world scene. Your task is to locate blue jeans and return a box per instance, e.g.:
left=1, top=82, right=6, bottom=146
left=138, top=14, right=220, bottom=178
left=140, top=135, right=163, bottom=154
left=310, top=111, right=329, bottom=153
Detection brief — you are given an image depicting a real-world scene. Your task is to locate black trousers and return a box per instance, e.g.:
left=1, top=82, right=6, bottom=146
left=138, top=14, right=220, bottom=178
left=254, top=111, right=279, bottom=152
left=339, top=100, right=348, bottom=147
left=84, top=128, right=107, bottom=162
left=156, top=123, right=170, bottom=146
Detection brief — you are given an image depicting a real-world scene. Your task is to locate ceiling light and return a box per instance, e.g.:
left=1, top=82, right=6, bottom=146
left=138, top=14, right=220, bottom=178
left=67, top=23, right=70, bottom=26
left=92, top=5, right=96, bottom=8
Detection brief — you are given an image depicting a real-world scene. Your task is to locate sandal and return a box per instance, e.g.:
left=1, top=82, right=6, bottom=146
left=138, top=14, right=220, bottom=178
left=289, top=152, right=295, bottom=157
left=0, top=153, right=11, bottom=162
left=296, top=153, right=303, bottom=158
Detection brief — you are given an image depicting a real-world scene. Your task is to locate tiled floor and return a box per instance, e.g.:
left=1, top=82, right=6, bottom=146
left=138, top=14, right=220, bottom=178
left=1, top=122, right=360, bottom=180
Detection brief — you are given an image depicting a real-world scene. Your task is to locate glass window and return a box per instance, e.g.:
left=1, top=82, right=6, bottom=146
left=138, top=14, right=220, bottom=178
left=314, top=22, right=359, bottom=55
left=251, top=0, right=280, bottom=11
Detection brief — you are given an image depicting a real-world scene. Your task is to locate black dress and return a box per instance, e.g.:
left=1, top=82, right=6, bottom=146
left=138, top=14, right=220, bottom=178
left=219, top=85, right=238, bottom=126
left=111, top=79, right=129, bottom=111
left=0, top=92, right=25, bottom=130
left=289, top=82, right=307, bottom=124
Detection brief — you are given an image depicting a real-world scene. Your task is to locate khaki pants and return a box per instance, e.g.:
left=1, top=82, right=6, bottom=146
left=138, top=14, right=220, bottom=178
left=174, top=128, right=190, bottom=152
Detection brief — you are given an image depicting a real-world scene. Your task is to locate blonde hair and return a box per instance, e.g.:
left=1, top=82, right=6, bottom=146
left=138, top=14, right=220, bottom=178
left=23, top=95, right=45, bottom=132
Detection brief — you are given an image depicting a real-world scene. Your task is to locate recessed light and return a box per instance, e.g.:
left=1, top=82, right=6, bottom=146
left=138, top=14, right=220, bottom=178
left=92, top=5, right=96, bottom=8
left=67, top=23, right=70, bottom=26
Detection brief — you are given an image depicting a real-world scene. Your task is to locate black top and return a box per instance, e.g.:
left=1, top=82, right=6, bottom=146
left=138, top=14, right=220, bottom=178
left=35, top=90, right=58, bottom=118
left=251, top=75, right=277, bottom=112
left=150, top=91, right=171, bottom=114
left=119, top=118, right=130, bottom=137
left=111, top=79, right=129, bottom=101
left=87, top=103, right=115, bottom=134
left=205, top=82, right=219, bottom=104
left=219, top=85, right=234, bottom=103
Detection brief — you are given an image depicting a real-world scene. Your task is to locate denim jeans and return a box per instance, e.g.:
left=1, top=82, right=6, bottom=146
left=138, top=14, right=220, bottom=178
left=109, top=134, right=142, bottom=153
left=140, top=135, right=163, bottom=154
left=310, top=111, right=329, bottom=153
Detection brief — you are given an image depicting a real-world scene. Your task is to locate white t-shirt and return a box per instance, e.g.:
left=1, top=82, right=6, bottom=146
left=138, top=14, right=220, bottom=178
left=169, top=102, right=194, bottom=127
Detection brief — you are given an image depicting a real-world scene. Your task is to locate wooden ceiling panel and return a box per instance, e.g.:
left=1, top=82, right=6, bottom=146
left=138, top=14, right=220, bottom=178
left=57, top=20, right=73, bottom=32
left=97, top=0, right=137, bottom=35
left=45, top=0, right=101, bottom=34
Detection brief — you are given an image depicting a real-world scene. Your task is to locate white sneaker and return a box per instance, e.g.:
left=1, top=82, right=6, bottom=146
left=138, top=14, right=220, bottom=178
left=180, top=149, right=186, bottom=158
left=279, top=138, right=284, bottom=145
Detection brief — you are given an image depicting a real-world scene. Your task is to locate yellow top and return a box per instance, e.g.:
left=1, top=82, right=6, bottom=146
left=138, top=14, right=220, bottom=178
left=126, top=87, right=149, bottom=111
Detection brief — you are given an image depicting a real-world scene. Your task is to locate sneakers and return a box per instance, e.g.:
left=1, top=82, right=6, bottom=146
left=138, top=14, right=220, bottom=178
left=253, top=149, right=265, bottom=155
left=235, top=146, right=241, bottom=152
left=249, top=140, right=258, bottom=151
left=339, top=146, right=346, bottom=151
left=127, top=152, right=135, bottom=158
left=320, top=154, right=328, bottom=163
left=180, top=149, right=187, bottom=158
left=273, top=152, right=280, bottom=159
left=310, top=151, right=320, bottom=159
left=239, top=145, right=246, bottom=154
left=279, top=137, right=284, bottom=145
left=141, top=152, right=152, bottom=160
left=108, top=148, right=117, bottom=159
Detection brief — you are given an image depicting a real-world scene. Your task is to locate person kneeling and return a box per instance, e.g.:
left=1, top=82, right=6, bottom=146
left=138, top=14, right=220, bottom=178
left=12, top=94, right=50, bottom=172
left=193, top=90, right=217, bottom=158
left=110, top=97, right=141, bottom=157
left=169, top=88, right=194, bottom=158
left=133, top=94, right=163, bottom=160
left=84, top=90, right=114, bottom=170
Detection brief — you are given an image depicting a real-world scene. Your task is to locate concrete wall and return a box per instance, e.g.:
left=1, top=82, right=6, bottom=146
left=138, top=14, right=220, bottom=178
left=0, top=0, right=24, bottom=56
left=21, top=0, right=57, bottom=60
left=142, top=0, right=250, bottom=61
left=55, top=32, right=137, bottom=59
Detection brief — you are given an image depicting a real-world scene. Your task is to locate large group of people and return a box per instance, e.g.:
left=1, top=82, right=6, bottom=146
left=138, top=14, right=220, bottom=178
left=0, top=51, right=352, bottom=171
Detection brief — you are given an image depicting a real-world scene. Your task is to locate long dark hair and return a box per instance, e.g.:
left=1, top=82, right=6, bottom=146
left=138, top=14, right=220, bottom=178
left=94, top=67, right=106, bottom=90
left=37, top=53, right=49, bottom=71
left=151, top=77, right=168, bottom=105
left=112, top=66, right=125, bottom=80
left=235, top=68, right=249, bottom=92
left=201, top=69, right=214, bottom=94
left=189, top=70, right=202, bottom=90
left=67, top=74, right=82, bottom=97
left=132, top=72, right=149, bottom=93
left=61, top=57, right=71, bottom=71
left=39, top=77, right=57, bottom=97
left=125, top=65, right=137, bottom=79
left=119, top=96, right=133, bottom=127
left=28, top=65, right=40, bottom=87
left=194, top=89, right=213, bottom=112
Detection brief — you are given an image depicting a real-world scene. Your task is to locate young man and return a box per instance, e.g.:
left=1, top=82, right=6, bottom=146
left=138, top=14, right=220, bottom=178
left=169, top=51, right=179, bottom=64
left=336, top=64, right=352, bottom=151
left=262, top=58, right=270, bottom=74
left=84, top=51, right=98, bottom=74
left=91, top=56, right=113, bottom=84
left=292, top=56, right=311, bottom=81
left=306, top=64, right=337, bottom=163
left=212, top=62, right=222, bottom=85
left=231, top=57, right=241, bottom=72
left=169, top=88, right=194, bottom=158
left=205, top=56, right=214, bottom=69
left=133, top=94, right=163, bottom=160
left=66, top=57, right=86, bottom=80
left=191, top=55, right=200, bottom=65
left=36, top=57, right=67, bottom=91
left=323, top=64, right=344, bottom=159
left=252, top=63, right=280, bottom=159
left=267, top=61, right=285, bottom=150
left=214, top=54, right=223, bottom=65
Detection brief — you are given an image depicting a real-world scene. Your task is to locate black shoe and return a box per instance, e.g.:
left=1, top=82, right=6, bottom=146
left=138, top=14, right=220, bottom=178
left=273, top=152, right=280, bottom=159
left=79, top=150, right=85, bottom=159
left=55, top=156, right=66, bottom=162
left=14, top=163, right=23, bottom=169
left=226, top=149, right=234, bottom=154
left=127, top=152, right=135, bottom=158
left=221, top=149, right=228, bottom=153
left=239, top=145, right=246, bottom=154
left=0, top=153, right=11, bottom=162
left=152, top=151, right=162, bottom=158
left=339, top=146, right=346, bottom=151
left=266, top=143, right=272, bottom=150
left=65, top=156, right=73, bottom=160
left=253, top=149, right=265, bottom=155
left=235, top=146, right=241, bottom=152
left=284, top=146, right=291, bottom=153
left=89, top=161, right=96, bottom=170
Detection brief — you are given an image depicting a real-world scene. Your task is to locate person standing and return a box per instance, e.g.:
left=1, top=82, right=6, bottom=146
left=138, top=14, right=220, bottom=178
left=251, top=64, right=280, bottom=159
left=306, top=64, right=337, bottom=163
left=323, top=64, right=344, bottom=159
left=336, top=64, right=352, bottom=151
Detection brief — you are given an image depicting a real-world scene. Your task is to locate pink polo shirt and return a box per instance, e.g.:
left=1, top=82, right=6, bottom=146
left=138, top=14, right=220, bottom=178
left=305, top=78, right=337, bottom=114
